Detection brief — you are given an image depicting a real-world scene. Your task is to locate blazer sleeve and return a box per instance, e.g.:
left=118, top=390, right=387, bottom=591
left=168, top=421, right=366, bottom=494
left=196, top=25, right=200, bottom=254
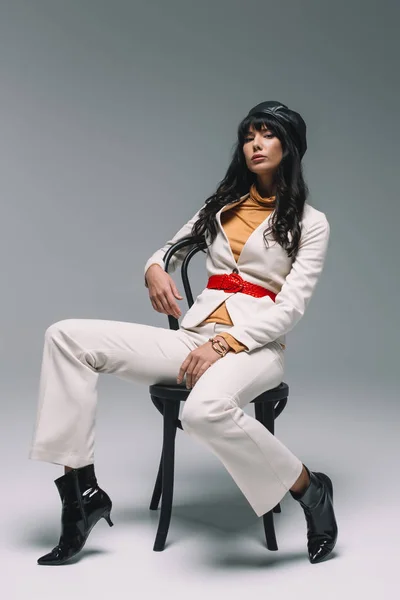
left=222, top=216, right=331, bottom=352
left=144, top=204, right=206, bottom=287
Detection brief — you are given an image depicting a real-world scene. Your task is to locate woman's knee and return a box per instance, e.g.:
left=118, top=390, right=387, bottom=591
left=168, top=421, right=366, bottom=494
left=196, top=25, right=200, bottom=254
left=45, top=318, right=81, bottom=341
left=181, top=395, right=233, bottom=432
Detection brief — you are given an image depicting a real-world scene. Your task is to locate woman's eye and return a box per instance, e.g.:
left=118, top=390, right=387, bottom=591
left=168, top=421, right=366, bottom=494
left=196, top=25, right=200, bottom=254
left=244, top=133, right=273, bottom=142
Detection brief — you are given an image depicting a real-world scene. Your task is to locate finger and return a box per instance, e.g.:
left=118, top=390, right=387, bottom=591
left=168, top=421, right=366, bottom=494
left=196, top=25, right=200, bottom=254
left=150, top=294, right=164, bottom=313
left=177, top=357, right=190, bottom=383
left=169, top=303, right=181, bottom=318
left=166, top=293, right=181, bottom=317
left=151, top=298, right=164, bottom=313
left=160, top=291, right=180, bottom=318
left=185, top=357, right=197, bottom=389
left=190, top=363, right=203, bottom=385
left=158, top=293, right=172, bottom=315
left=188, top=356, right=202, bottom=389
left=154, top=292, right=178, bottom=318
left=171, top=282, right=183, bottom=300
left=151, top=299, right=162, bottom=312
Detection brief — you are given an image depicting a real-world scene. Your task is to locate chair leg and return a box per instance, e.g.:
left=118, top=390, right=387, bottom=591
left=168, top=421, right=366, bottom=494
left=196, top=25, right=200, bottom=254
left=149, top=395, right=164, bottom=511
left=262, top=510, right=278, bottom=550
left=254, top=401, right=279, bottom=550
left=149, top=449, right=163, bottom=510
left=261, top=402, right=282, bottom=514
left=153, top=400, right=179, bottom=552
left=262, top=401, right=275, bottom=435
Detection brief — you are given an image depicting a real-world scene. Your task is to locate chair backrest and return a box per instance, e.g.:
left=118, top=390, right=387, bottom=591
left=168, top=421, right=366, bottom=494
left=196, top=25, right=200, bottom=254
left=162, top=235, right=207, bottom=331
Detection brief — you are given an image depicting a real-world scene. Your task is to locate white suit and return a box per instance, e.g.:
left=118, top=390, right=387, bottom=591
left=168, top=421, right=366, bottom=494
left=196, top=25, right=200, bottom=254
left=29, top=193, right=330, bottom=518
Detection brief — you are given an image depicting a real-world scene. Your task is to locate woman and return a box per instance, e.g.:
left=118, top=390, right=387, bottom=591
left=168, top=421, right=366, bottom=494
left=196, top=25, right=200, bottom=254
left=29, top=100, right=337, bottom=566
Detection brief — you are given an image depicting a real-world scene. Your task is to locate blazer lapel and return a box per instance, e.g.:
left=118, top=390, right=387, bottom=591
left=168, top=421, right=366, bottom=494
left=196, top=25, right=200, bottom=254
left=215, top=192, right=276, bottom=268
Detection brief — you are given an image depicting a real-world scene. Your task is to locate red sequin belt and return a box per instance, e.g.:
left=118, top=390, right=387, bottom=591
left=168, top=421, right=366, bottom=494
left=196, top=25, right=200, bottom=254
left=206, top=271, right=276, bottom=301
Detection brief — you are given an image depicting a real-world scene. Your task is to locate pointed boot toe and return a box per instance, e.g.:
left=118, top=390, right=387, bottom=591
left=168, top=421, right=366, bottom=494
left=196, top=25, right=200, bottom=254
left=37, top=538, right=79, bottom=566
left=38, top=550, right=64, bottom=566
left=308, top=538, right=335, bottom=564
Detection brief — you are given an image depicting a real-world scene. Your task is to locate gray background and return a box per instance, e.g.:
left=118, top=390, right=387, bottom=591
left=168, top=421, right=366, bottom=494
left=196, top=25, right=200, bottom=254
left=0, top=0, right=398, bottom=596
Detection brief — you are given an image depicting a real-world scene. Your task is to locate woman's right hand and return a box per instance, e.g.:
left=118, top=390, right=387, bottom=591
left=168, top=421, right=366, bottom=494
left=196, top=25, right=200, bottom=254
left=145, top=264, right=183, bottom=319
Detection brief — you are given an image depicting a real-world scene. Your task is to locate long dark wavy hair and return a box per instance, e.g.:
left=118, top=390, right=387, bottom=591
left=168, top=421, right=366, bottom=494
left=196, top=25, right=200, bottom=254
left=190, top=112, right=309, bottom=261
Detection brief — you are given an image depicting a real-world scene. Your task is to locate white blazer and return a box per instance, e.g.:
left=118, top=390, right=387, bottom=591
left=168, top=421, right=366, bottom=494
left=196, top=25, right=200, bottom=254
left=144, top=193, right=330, bottom=353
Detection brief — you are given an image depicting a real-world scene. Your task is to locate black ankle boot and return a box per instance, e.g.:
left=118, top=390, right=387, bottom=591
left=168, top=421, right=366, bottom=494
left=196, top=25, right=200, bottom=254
left=290, top=465, right=338, bottom=564
left=37, top=463, right=114, bottom=566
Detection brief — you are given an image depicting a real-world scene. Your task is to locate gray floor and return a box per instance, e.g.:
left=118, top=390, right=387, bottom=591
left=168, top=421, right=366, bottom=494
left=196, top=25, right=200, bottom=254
left=2, top=377, right=397, bottom=599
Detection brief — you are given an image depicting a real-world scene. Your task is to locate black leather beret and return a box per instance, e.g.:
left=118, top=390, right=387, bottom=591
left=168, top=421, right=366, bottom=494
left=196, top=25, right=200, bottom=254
left=246, top=100, right=307, bottom=159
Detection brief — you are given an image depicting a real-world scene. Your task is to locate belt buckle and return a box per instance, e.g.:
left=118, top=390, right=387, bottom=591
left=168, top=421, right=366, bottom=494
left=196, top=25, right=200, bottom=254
left=225, top=272, right=243, bottom=292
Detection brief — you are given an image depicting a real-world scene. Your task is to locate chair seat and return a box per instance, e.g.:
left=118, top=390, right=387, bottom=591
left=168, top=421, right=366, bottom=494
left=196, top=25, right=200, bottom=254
left=149, top=380, right=289, bottom=403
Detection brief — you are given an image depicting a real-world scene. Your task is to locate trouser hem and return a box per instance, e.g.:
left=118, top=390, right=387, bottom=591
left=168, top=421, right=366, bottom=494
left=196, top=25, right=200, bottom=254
left=28, top=447, right=94, bottom=468
left=252, top=460, right=303, bottom=517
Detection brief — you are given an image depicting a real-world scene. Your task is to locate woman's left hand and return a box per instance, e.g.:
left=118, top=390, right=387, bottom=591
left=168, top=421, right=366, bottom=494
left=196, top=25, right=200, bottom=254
left=177, top=341, right=226, bottom=388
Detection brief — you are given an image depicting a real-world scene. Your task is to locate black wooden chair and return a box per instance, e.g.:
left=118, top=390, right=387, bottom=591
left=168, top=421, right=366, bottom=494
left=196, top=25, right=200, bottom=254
left=148, top=235, right=290, bottom=551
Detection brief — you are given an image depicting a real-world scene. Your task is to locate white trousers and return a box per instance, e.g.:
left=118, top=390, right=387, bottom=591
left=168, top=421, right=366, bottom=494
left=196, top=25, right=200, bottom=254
left=28, top=318, right=303, bottom=517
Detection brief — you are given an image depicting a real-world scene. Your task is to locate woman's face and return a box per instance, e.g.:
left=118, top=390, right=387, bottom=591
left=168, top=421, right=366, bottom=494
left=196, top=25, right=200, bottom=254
left=242, top=123, right=283, bottom=175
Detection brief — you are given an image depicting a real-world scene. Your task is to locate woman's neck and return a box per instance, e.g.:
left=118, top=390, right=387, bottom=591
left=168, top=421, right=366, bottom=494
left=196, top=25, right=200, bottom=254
left=249, top=182, right=276, bottom=206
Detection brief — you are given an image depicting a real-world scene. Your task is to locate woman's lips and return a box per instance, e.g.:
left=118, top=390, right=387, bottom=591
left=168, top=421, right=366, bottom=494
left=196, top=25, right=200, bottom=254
left=251, top=156, right=266, bottom=162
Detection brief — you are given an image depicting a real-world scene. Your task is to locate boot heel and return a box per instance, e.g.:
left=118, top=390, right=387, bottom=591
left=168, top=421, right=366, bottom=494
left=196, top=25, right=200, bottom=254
left=103, top=511, right=114, bottom=527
